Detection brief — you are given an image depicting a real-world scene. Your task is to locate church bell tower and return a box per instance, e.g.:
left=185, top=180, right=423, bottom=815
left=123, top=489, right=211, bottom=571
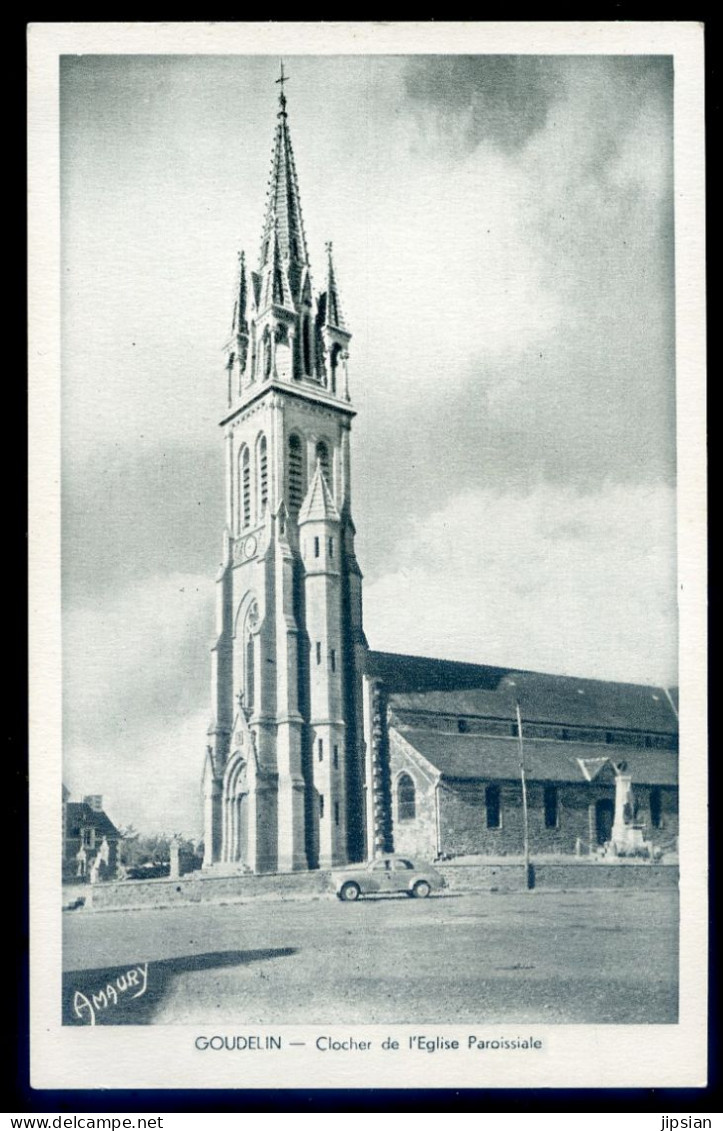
left=202, top=68, right=367, bottom=873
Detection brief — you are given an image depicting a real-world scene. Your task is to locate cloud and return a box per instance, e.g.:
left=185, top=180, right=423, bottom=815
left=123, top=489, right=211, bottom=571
left=63, top=571, right=215, bottom=835
left=62, top=444, right=224, bottom=601
left=64, top=571, right=214, bottom=750
left=403, top=56, right=563, bottom=154
left=347, top=53, right=675, bottom=576
left=363, top=480, right=678, bottom=686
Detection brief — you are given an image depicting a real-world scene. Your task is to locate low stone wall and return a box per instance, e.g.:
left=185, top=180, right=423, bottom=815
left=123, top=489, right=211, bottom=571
left=437, top=860, right=679, bottom=893
left=534, top=861, right=678, bottom=890
left=87, top=868, right=333, bottom=911
left=437, top=863, right=526, bottom=892
left=78, top=857, right=678, bottom=912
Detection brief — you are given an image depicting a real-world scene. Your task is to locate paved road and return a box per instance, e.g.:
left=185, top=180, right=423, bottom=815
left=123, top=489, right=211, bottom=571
left=63, top=888, right=678, bottom=1026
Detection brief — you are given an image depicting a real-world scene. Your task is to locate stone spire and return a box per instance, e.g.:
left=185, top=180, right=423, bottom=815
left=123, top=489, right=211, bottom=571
left=259, top=63, right=310, bottom=285
left=230, top=250, right=248, bottom=340
left=225, top=250, right=250, bottom=402
left=322, top=241, right=346, bottom=331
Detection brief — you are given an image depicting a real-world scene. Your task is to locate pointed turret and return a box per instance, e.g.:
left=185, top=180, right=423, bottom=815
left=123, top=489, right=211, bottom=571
left=298, top=456, right=347, bottom=870
left=298, top=459, right=342, bottom=526
left=322, top=241, right=346, bottom=331
left=225, top=251, right=251, bottom=404
left=231, top=250, right=249, bottom=340
left=317, top=241, right=352, bottom=399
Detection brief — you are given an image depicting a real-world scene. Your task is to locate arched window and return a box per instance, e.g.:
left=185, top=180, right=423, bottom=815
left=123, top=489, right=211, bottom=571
left=330, top=343, right=341, bottom=395
left=240, top=446, right=251, bottom=529
left=226, top=354, right=234, bottom=407
left=263, top=327, right=272, bottom=380
left=316, top=440, right=331, bottom=487
left=257, top=434, right=268, bottom=514
left=245, top=633, right=255, bottom=711
left=249, top=326, right=256, bottom=384
left=302, top=315, right=312, bottom=375
left=288, top=433, right=304, bottom=511
left=243, top=601, right=259, bottom=713
left=397, top=773, right=416, bottom=821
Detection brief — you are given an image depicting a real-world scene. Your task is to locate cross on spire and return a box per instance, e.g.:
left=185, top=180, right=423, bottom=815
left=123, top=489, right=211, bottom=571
left=276, top=60, right=289, bottom=115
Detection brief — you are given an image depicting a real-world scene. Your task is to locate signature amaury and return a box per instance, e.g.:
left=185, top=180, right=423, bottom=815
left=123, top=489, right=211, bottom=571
left=73, top=963, right=149, bottom=1025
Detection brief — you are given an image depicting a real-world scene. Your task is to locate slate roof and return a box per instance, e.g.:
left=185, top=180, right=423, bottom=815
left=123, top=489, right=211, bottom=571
left=366, top=650, right=678, bottom=735
left=397, top=729, right=678, bottom=787
left=64, top=802, right=121, bottom=840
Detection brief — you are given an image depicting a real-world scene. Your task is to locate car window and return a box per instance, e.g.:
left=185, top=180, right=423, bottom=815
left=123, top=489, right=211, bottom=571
left=392, top=859, right=415, bottom=870
left=370, top=860, right=390, bottom=872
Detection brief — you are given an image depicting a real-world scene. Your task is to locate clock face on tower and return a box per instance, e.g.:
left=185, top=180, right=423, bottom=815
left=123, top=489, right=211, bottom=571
left=244, top=535, right=257, bottom=559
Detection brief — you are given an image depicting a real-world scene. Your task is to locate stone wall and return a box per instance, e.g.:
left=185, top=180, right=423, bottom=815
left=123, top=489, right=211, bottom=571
left=437, top=860, right=679, bottom=892
left=438, top=781, right=678, bottom=857
left=80, top=858, right=678, bottom=912
left=88, top=868, right=332, bottom=911
left=387, top=731, right=437, bottom=859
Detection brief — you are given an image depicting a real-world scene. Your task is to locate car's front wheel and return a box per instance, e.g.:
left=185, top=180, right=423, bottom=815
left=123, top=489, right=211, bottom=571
left=412, top=880, right=431, bottom=899
left=339, top=881, right=361, bottom=902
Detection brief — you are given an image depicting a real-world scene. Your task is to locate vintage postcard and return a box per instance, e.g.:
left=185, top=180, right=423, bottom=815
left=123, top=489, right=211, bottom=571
left=28, top=21, right=707, bottom=1091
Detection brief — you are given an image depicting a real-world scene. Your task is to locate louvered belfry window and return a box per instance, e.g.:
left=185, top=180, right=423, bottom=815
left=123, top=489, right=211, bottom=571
left=241, top=446, right=251, bottom=528
left=316, top=440, right=331, bottom=486
left=288, top=433, right=304, bottom=511
left=330, top=344, right=340, bottom=395
left=257, top=434, right=268, bottom=513
left=263, top=327, right=272, bottom=380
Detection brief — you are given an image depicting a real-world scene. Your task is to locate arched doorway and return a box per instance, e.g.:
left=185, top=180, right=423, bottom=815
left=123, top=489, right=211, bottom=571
left=222, top=754, right=249, bottom=864
left=595, top=798, right=614, bottom=845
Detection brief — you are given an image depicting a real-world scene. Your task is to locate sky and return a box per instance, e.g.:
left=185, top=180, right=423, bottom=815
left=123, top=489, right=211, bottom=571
left=60, top=53, right=677, bottom=837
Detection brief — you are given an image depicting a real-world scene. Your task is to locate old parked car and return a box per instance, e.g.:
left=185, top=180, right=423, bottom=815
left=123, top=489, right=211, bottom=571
left=333, top=855, right=446, bottom=901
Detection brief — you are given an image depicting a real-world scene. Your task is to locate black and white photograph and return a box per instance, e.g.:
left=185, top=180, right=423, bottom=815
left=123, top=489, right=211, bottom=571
left=28, top=21, right=706, bottom=1091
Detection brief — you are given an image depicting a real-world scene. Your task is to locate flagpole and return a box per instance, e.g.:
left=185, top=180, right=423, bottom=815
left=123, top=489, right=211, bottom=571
left=515, top=700, right=532, bottom=890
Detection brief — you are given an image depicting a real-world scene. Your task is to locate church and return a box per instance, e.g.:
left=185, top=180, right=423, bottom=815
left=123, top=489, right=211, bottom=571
left=201, top=74, right=678, bottom=874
